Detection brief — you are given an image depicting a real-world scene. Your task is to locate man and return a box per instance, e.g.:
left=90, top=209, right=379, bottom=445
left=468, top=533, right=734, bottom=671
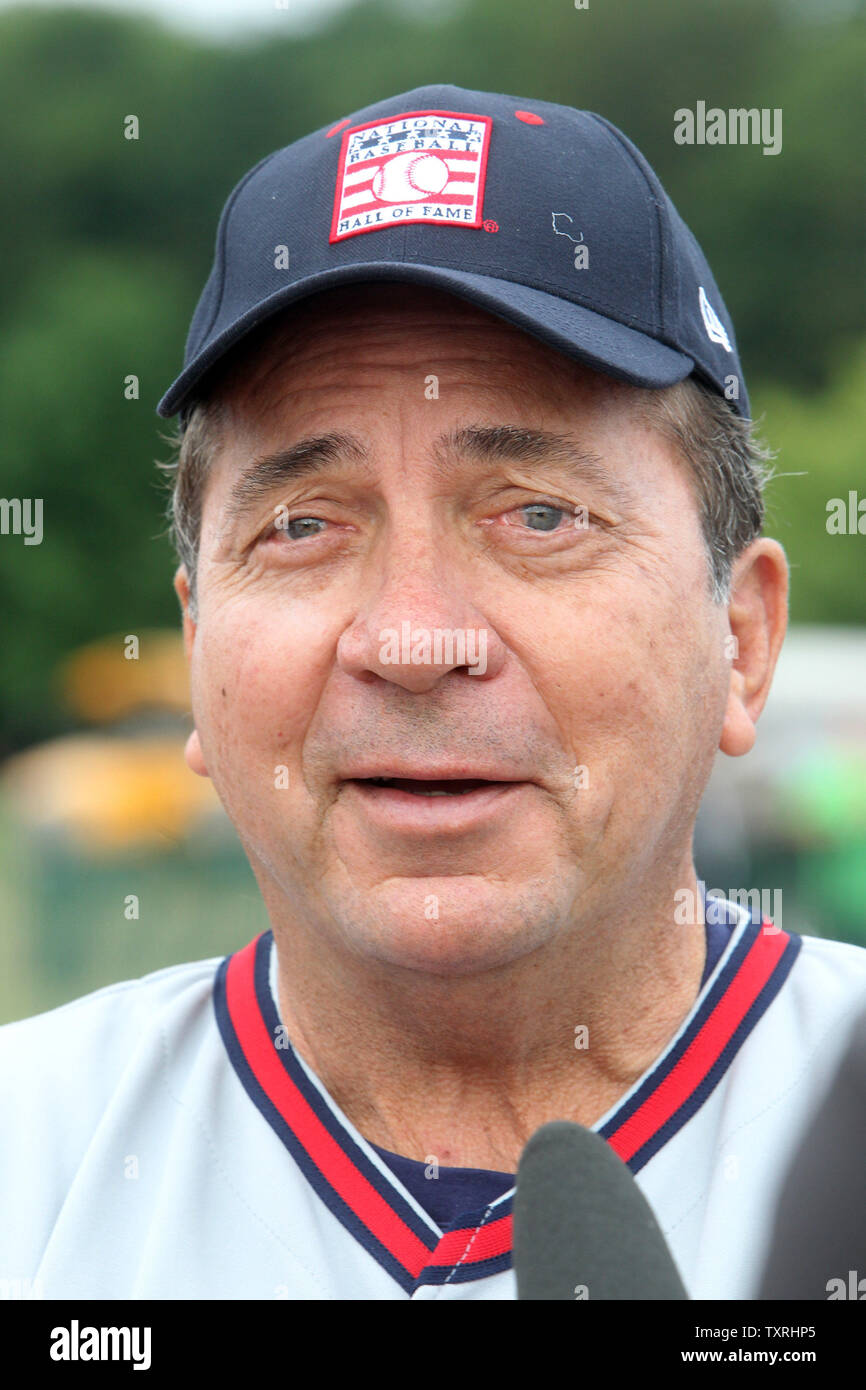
left=2, top=84, right=864, bottom=1301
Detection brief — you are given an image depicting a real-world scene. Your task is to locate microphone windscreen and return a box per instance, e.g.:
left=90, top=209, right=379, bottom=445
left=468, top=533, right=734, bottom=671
left=513, top=1120, right=688, bottom=1300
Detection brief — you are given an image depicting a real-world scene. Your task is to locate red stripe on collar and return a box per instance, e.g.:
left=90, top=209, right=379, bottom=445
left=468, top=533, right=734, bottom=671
left=224, top=937, right=434, bottom=1278
left=426, top=1211, right=514, bottom=1270
left=608, top=921, right=790, bottom=1161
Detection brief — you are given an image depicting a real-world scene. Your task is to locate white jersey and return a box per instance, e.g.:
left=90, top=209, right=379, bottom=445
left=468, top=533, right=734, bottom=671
left=1, top=900, right=865, bottom=1301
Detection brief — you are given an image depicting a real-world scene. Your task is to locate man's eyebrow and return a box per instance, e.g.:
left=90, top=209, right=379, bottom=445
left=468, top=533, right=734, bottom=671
left=223, top=432, right=371, bottom=524
left=222, top=422, right=628, bottom=525
left=431, top=424, right=614, bottom=489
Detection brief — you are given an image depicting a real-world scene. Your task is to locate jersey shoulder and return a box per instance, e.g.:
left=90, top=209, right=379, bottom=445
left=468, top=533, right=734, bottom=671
left=0, top=952, right=222, bottom=1044
left=0, top=954, right=224, bottom=1135
left=741, top=928, right=866, bottom=1111
left=0, top=953, right=232, bottom=1276
left=788, top=929, right=866, bottom=1013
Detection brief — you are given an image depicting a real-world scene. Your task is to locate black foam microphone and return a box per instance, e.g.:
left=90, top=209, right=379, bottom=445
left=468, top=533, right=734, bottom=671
left=513, top=1120, right=688, bottom=1299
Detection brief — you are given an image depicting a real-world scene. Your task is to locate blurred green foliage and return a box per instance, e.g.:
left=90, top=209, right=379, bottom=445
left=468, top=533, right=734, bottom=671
left=0, top=0, right=863, bottom=752
left=756, top=344, right=866, bottom=623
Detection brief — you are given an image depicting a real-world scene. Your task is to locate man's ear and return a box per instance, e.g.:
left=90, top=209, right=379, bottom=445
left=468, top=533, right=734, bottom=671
left=719, top=538, right=789, bottom=758
left=173, top=564, right=209, bottom=779
left=174, top=564, right=196, bottom=659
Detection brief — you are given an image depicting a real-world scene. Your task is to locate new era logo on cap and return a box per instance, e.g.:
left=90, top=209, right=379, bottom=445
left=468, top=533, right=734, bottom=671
left=330, top=110, right=492, bottom=242
left=699, top=286, right=732, bottom=352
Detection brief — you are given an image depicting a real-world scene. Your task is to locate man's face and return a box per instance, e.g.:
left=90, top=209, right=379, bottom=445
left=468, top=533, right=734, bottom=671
left=179, top=283, right=735, bottom=976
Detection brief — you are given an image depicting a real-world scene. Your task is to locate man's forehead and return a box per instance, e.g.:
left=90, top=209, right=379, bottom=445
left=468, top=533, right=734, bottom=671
left=214, top=280, right=637, bottom=423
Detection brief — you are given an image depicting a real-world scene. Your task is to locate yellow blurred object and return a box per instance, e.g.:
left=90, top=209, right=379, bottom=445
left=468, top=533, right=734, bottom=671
left=2, top=735, right=220, bottom=853
left=62, top=631, right=190, bottom=722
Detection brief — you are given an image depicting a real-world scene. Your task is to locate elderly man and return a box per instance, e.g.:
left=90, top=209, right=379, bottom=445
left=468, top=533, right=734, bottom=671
left=2, top=85, right=864, bottom=1303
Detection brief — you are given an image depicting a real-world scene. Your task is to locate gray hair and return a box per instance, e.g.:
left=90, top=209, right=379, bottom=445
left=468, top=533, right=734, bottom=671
left=158, top=374, right=774, bottom=620
left=633, top=379, right=775, bottom=603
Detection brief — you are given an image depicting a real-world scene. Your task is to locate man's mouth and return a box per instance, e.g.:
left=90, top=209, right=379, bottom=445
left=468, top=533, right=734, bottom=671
left=357, top=777, right=497, bottom=797
left=339, top=773, right=530, bottom=833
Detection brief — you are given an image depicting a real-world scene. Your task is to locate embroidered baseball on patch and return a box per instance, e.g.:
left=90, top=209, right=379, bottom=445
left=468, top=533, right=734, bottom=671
left=329, top=109, right=493, bottom=242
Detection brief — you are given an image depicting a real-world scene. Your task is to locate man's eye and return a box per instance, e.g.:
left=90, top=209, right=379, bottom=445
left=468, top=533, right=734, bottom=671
left=520, top=503, right=565, bottom=532
left=507, top=502, right=571, bottom=533
left=274, top=516, right=328, bottom=541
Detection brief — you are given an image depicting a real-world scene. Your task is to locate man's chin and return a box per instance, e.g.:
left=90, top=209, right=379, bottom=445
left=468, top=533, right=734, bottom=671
left=332, top=877, right=566, bottom=978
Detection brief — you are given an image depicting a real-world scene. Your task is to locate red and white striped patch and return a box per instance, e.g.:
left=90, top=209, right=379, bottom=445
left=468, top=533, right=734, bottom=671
left=329, top=108, right=492, bottom=243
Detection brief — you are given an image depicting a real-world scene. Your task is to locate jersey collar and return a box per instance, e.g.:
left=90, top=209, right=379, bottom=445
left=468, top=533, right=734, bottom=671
left=213, top=905, right=800, bottom=1294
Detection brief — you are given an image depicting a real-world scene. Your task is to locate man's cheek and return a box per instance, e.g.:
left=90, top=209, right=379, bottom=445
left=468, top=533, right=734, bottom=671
left=199, top=672, right=312, bottom=814
left=190, top=664, right=263, bottom=789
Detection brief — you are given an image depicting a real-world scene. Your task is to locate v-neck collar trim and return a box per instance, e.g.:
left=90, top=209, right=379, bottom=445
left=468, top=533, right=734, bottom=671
left=213, top=905, right=800, bottom=1293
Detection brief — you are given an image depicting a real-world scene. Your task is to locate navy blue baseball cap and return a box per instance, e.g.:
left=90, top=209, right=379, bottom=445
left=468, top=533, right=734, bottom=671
left=157, top=83, right=748, bottom=422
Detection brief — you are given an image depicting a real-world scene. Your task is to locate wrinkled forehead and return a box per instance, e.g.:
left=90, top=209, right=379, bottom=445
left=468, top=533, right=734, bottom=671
left=200, top=280, right=643, bottom=427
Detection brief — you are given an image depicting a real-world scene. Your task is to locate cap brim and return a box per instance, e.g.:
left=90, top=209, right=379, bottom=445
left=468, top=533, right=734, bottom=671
left=157, top=262, right=695, bottom=419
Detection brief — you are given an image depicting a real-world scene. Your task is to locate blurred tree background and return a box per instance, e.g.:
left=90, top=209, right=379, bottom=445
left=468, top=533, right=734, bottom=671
left=0, top=0, right=863, bottom=750
left=0, top=0, right=863, bottom=1017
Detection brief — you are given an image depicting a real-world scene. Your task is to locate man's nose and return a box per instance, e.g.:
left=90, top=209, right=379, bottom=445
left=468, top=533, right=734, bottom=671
left=335, top=531, right=507, bottom=692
